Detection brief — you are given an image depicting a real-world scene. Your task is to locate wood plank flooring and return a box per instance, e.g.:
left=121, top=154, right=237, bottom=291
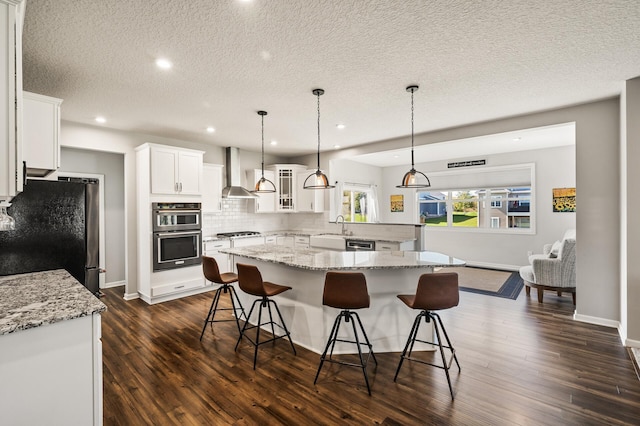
left=100, top=286, right=640, bottom=425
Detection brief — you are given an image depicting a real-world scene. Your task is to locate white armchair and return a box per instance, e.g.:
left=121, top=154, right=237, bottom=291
left=519, top=229, right=576, bottom=304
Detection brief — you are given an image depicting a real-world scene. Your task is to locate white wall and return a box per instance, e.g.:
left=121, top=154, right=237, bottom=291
left=378, top=145, right=575, bottom=269
left=60, top=147, right=126, bottom=285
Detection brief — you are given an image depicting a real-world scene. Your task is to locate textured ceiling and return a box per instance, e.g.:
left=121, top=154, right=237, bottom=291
left=21, top=0, right=640, bottom=160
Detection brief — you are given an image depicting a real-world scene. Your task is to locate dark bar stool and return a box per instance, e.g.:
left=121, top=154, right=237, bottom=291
left=234, top=263, right=296, bottom=369
left=394, top=272, right=461, bottom=399
left=199, top=256, right=247, bottom=341
left=314, top=271, right=378, bottom=395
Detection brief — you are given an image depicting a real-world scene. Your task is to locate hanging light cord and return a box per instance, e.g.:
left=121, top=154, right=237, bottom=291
left=410, top=87, right=415, bottom=168
left=316, top=91, right=321, bottom=169
left=261, top=113, right=265, bottom=175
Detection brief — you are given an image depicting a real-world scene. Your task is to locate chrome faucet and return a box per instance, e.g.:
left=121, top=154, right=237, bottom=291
left=335, top=215, right=346, bottom=235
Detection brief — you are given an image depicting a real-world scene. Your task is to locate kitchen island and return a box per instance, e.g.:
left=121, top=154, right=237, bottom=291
left=221, top=245, right=464, bottom=354
left=0, top=270, right=107, bottom=426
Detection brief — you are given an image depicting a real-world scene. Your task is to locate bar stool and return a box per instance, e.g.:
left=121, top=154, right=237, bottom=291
left=314, top=271, right=377, bottom=395
left=199, top=256, right=247, bottom=341
left=234, top=263, right=296, bottom=369
left=394, top=272, right=461, bottom=399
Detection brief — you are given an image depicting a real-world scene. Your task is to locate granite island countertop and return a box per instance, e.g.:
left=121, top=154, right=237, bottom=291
left=221, top=245, right=464, bottom=271
left=0, top=269, right=107, bottom=335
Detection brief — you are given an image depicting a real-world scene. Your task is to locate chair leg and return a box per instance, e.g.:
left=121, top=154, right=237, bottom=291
left=525, top=285, right=531, bottom=296
left=266, top=299, right=276, bottom=339
left=572, top=291, right=576, bottom=305
left=353, top=312, right=377, bottom=366
left=537, top=287, right=544, bottom=303
left=228, top=286, right=247, bottom=335
left=252, top=299, right=265, bottom=370
left=235, top=299, right=260, bottom=351
left=199, top=287, right=223, bottom=341
left=349, top=312, right=372, bottom=395
left=433, top=312, right=461, bottom=372
left=314, top=314, right=342, bottom=385
left=270, top=298, right=297, bottom=355
left=432, top=312, right=455, bottom=400
left=394, top=312, right=423, bottom=381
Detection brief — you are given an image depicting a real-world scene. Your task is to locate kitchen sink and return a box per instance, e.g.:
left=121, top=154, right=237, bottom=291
left=309, top=234, right=346, bottom=250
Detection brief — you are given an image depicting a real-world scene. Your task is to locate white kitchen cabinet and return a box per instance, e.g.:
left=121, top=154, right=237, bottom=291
left=265, top=235, right=277, bottom=244
left=233, top=236, right=265, bottom=248
left=0, top=314, right=103, bottom=426
left=202, top=163, right=223, bottom=213
left=203, top=239, right=231, bottom=274
left=269, top=164, right=306, bottom=212
left=149, top=144, right=203, bottom=195
left=376, top=240, right=416, bottom=251
left=296, top=169, right=325, bottom=213
left=22, top=91, right=62, bottom=179
left=277, top=235, right=294, bottom=247
left=246, top=168, right=276, bottom=213
left=294, top=235, right=310, bottom=249
left=0, top=0, right=25, bottom=200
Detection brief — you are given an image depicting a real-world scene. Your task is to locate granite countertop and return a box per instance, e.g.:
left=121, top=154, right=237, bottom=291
left=0, top=269, right=107, bottom=335
left=221, top=245, right=464, bottom=271
left=204, top=231, right=416, bottom=245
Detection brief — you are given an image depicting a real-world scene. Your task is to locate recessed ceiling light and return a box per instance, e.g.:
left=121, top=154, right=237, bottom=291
left=393, top=155, right=399, bottom=158
left=270, top=140, right=277, bottom=146
left=336, top=124, right=346, bottom=130
left=155, top=58, right=173, bottom=69
left=206, top=126, right=215, bottom=133
left=95, top=116, right=106, bottom=124
left=512, top=137, right=522, bottom=142
left=333, top=144, right=341, bottom=149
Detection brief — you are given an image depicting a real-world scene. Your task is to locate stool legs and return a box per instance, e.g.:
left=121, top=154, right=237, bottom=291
left=314, top=310, right=377, bottom=395
left=235, top=296, right=296, bottom=369
left=394, top=310, right=460, bottom=399
left=200, top=284, right=247, bottom=341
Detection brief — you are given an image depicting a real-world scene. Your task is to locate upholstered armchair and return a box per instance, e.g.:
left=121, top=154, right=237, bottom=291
left=519, top=230, right=576, bottom=304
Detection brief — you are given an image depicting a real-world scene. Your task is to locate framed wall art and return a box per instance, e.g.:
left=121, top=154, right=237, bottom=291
left=390, top=194, right=404, bottom=212
left=552, top=188, right=576, bottom=212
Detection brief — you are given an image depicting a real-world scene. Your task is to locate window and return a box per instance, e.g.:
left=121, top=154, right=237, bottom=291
left=341, top=184, right=378, bottom=223
left=418, top=186, right=532, bottom=232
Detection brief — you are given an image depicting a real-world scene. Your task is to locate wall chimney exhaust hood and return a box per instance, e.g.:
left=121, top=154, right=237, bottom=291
left=221, top=147, right=257, bottom=199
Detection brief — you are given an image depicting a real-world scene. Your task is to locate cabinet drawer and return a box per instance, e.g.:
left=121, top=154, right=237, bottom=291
left=376, top=242, right=400, bottom=251
left=152, top=279, right=203, bottom=297
left=204, top=240, right=231, bottom=251
left=265, top=236, right=277, bottom=244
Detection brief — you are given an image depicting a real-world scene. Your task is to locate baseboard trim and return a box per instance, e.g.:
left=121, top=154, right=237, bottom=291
left=102, top=280, right=126, bottom=289
left=573, top=313, right=619, bottom=329
left=624, top=337, right=640, bottom=348
left=123, top=292, right=140, bottom=301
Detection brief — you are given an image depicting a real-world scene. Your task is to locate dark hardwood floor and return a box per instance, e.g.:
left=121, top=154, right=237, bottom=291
left=101, top=285, right=640, bottom=425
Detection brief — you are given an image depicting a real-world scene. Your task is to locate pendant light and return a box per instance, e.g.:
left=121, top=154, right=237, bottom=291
left=252, top=110, right=276, bottom=193
left=303, top=88, right=335, bottom=190
left=397, top=85, right=431, bottom=188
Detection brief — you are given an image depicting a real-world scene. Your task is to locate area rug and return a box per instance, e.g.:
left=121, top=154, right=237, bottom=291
left=435, top=266, right=524, bottom=300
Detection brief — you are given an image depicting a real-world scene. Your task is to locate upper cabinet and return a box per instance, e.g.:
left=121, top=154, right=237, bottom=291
left=296, top=169, right=325, bottom=213
left=22, top=91, right=63, bottom=179
left=246, top=168, right=276, bottom=213
left=0, top=0, right=25, bottom=200
left=270, top=164, right=306, bottom=212
left=202, top=163, right=223, bottom=213
left=149, top=145, right=203, bottom=195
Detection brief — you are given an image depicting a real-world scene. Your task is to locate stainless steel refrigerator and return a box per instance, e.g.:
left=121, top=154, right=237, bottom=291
left=0, top=178, right=101, bottom=296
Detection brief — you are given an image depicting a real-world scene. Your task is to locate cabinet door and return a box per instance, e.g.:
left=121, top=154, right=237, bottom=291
left=202, top=164, right=223, bottom=212
left=247, top=169, right=276, bottom=213
left=0, top=1, right=23, bottom=199
left=296, top=170, right=324, bottom=212
left=150, top=147, right=179, bottom=194
left=276, top=168, right=295, bottom=211
left=276, top=236, right=294, bottom=247
left=177, top=151, right=202, bottom=195
left=22, top=92, right=62, bottom=178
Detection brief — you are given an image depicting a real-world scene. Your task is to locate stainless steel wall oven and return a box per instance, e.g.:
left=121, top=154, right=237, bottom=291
left=152, top=203, right=202, bottom=271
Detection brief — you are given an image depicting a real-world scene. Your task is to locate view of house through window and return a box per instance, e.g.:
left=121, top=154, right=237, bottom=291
left=418, top=187, right=532, bottom=230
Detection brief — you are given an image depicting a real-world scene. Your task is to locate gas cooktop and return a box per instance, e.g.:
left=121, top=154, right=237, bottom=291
left=216, top=231, right=261, bottom=238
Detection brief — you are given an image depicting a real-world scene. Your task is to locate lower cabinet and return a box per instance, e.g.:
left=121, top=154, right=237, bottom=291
left=0, top=314, right=103, bottom=425
left=204, top=239, right=231, bottom=275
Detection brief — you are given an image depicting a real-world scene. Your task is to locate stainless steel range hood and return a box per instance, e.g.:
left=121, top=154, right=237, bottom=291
left=221, top=147, right=257, bottom=199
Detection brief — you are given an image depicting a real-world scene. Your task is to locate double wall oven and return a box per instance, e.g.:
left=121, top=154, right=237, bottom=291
left=152, top=202, right=202, bottom=271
